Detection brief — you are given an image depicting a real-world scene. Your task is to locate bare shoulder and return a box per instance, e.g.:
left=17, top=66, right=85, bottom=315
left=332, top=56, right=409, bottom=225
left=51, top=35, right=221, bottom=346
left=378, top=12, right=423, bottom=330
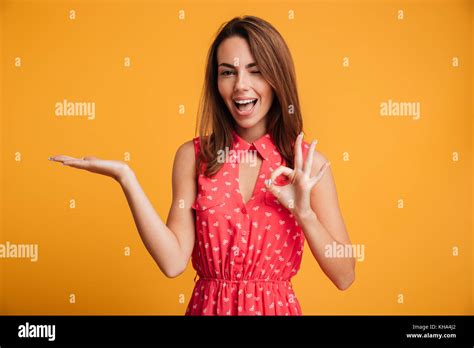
left=310, top=148, right=330, bottom=175
left=309, top=147, right=341, bottom=211
left=174, top=140, right=196, bottom=166
left=171, top=140, right=197, bottom=186
left=301, top=139, right=329, bottom=174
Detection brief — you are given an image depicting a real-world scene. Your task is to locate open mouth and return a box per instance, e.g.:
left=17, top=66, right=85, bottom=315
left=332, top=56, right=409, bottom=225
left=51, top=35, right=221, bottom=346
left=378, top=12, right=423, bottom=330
left=233, top=98, right=258, bottom=112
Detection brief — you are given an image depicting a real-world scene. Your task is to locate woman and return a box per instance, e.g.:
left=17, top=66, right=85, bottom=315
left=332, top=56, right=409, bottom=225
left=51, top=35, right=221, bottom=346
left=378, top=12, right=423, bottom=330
left=49, top=15, right=355, bottom=315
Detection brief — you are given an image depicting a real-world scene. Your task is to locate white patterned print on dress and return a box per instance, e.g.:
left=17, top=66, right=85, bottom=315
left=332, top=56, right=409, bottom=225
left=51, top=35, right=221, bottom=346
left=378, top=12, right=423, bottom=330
left=186, top=130, right=310, bottom=315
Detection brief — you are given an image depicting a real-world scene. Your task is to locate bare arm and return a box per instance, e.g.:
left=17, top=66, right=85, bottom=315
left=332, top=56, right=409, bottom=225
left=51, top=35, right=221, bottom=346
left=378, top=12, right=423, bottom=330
left=264, top=133, right=355, bottom=290
left=297, top=149, right=355, bottom=290
left=50, top=140, right=197, bottom=278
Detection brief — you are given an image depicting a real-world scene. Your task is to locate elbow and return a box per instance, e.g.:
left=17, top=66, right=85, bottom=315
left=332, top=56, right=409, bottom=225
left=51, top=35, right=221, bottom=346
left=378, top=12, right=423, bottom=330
left=163, top=269, right=183, bottom=278
left=161, top=262, right=186, bottom=279
left=335, top=269, right=355, bottom=291
left=153, top=252, right=188, bottom=278
left=157, top=249, right=191, bottom=278
left=163, top=264, right=186, bottom=278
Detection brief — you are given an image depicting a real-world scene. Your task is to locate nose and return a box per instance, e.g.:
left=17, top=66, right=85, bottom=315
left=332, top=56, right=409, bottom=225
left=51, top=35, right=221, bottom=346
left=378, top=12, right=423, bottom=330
left=234, top=71, right=250, bottom=92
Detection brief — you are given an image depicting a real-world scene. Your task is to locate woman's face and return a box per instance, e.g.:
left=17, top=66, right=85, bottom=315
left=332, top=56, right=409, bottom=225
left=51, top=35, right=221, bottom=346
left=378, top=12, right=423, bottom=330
left=217, top=36, right=274, bottom=132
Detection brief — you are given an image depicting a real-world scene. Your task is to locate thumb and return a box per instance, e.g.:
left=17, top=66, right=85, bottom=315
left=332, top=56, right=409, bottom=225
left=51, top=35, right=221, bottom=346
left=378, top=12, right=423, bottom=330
left=264, top=178, right=280, bottom=197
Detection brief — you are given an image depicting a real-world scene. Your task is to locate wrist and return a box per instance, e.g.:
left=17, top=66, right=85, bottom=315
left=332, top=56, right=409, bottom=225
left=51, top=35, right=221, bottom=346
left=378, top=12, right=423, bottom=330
left=117, top=164, right=135, bottom=186
left=294, top=208, right=317, bottom=225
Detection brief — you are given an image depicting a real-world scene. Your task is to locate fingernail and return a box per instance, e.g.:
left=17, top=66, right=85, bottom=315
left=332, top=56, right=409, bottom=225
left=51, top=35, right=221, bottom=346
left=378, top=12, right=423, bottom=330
left=48, top=157, right=54, bottom=161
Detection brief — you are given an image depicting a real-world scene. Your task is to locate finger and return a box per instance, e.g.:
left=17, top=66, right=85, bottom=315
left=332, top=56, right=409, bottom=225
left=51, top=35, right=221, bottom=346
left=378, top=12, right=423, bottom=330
left=303, top=139, right=318, bottom=176
left=83, top=156, right=99, bottom=161
left=49, top=155, right=78, bottom=162
left=269, top=184, right=282, bottom=198
left=265, top=166, right=293, bottom=196
left=62, top=159, right=91, bottom=169
left=309, top=161, right=331, bottom=186
left=265, top=180, right=282, bottom=198
left=294, top=132, right=304, bottom=171
left=268, top=165, right=294, bottom=184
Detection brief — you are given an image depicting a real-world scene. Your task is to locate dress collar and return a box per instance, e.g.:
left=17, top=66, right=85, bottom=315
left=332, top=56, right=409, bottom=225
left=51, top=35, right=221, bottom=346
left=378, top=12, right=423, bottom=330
left=230, top=129, right=276, bottom=161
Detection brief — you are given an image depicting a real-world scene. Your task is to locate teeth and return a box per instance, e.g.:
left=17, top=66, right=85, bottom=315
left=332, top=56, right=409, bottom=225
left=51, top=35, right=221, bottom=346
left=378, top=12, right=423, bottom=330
left=234, top=99, right=257, bottom=105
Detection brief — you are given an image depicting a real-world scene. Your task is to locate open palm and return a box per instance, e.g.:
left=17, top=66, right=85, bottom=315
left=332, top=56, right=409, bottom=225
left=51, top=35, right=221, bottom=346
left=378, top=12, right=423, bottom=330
left=48, top=155, right=128, bottom=182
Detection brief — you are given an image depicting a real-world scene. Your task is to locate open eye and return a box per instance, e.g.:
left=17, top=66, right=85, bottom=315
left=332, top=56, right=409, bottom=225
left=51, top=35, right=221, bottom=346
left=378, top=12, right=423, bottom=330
left=221, top=70, right=235, bottom=76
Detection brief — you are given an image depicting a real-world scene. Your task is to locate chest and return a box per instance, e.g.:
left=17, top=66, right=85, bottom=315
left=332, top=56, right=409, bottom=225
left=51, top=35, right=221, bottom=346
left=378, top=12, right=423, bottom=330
left=238, top=156, right=263, bottom=205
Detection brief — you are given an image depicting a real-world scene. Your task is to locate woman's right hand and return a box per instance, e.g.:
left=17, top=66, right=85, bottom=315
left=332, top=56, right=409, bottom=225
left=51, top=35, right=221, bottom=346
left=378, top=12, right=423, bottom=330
left=49, top=155, right=131, bottom=183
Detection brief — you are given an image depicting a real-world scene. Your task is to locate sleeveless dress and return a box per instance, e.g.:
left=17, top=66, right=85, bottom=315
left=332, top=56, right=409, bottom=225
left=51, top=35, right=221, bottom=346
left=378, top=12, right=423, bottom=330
left=185, top=129, right=310, bottom=315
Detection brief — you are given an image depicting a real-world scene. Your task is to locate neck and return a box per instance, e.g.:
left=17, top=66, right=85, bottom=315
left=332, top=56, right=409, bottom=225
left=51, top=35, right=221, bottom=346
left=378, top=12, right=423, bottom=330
left=234, top=119, right=268, bottom=143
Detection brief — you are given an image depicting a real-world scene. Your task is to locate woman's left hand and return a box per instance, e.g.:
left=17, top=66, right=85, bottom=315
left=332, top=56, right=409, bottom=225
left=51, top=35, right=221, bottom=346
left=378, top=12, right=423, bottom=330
left=264, top=132, right=331, bottom=219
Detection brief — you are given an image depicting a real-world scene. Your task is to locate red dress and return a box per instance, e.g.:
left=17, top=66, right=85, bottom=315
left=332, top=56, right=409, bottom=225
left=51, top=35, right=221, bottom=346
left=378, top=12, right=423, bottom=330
left=185, top=130, right=310, bottom=315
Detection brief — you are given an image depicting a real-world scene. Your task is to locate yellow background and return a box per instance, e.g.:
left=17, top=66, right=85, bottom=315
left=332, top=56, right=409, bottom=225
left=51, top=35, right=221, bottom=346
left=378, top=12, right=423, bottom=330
left=0, top=0, right=472, bottom=314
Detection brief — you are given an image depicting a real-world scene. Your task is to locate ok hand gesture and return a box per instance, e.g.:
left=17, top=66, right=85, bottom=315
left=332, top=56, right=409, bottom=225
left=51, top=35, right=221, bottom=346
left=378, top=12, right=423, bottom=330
left=264, top=132, right=331, bottom=218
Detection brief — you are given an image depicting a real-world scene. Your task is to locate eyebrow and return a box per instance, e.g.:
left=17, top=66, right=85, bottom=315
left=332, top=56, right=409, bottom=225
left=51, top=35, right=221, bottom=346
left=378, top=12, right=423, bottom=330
left=218, top=62, right=258, bottom=69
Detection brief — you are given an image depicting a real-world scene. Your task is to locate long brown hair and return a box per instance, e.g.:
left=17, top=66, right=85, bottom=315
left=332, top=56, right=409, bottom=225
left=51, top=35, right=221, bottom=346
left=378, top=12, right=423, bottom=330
left=195, top=15, right=303, bottom=177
